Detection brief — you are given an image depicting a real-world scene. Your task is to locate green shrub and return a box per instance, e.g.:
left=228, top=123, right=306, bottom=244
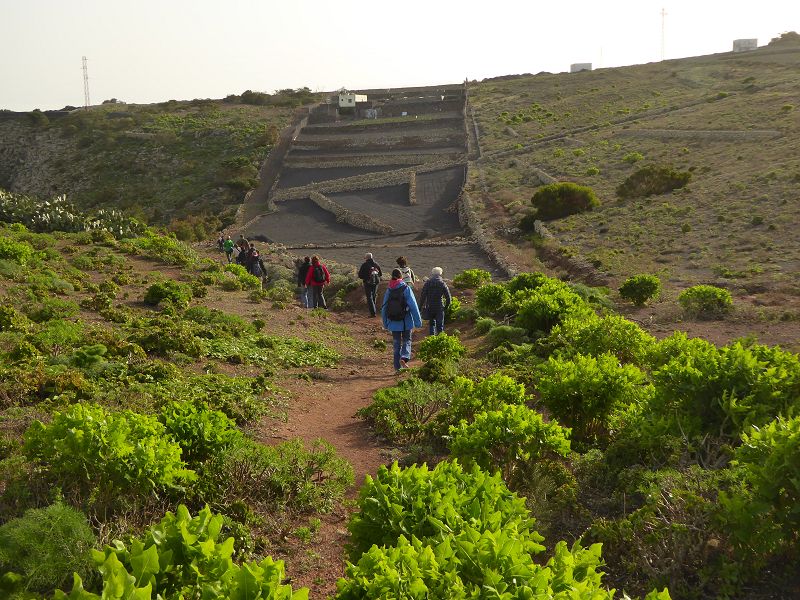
left=223, top=263, right=262, bottom=290
left=183, top=305, right=254, bottom=336
left=620, top=274, right=662, bottom=306
left=536, top=353, right=653, bottom=446
left=129, top=314, right=209, bottom=358
left=544, top=314, right=656, bottom=365
left=506, top=272, right=551, bottom=294
left=449, top=403, right=571, bottom=483
left=417, top=333, right=466, bottom=362
left=722, top=415, right=800, bottom=558
left=143, top=279, right=192, bottom=307
left=474, top=283, right=511, bottom=315
left=514, top=284, right=591, bottom=336
left=0, top=503, right=96, bottom=594
left=160, top=400, right=242, bottom=465
left=678, top=285, right=732, bottom=318
left=0, top=238, right=35, bottom=265
left=445, top=296, right=461, bottom=321
left=123, top=230, right=196, bottom=265
left=474, top=316, right=496, bottom=335
left=486, top=325, right=529, bottom=348
left=0, top=306, right=29, bottom=332
left=531, top=182, right=599, bottom=220
left=346, top=460, right=538, bottom=560
left=623, top=151, right=645, bottom=163
left=356, top=378, right=451, bottom=444
left=59, top=504, right=307, bottom=600
left=616, top=165, right=691, bottom=199
left=436, top=374, right=528, bottom=432
left=23, top=403, right=195, bottom=502
left=452, top=268, right=492, bottom=289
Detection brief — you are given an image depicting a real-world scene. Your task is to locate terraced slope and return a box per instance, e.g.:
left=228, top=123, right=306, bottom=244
left=243, top=88, right=503, bottom=277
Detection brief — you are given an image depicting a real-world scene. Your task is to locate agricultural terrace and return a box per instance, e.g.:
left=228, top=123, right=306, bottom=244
left=242, top=86, right=504, bottom=277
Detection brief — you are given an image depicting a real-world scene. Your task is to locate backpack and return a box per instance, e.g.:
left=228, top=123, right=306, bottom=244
left=385, top=287, right=408, bottom=321
left=369, top=266, right=380, bottom=286
left=312, top=264, right=326, bottom=284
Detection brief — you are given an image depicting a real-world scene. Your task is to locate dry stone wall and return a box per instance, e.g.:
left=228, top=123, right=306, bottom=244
left=308, top=191, right=394, bottom=234
left=408, top=172, right=417, bottom=205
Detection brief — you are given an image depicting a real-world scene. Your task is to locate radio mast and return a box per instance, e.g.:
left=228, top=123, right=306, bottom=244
left=82, top=56, right=91, bottom=109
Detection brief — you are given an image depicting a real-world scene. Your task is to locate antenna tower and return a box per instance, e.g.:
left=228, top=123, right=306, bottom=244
left=82, top=56, right=91, bottom=109
left=661, top=8, right=667, bottom=60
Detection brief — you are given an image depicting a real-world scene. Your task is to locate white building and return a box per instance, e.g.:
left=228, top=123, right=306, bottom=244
left=570, top=63, right=592, bottom=73
left=733, top=39, right=758, bottom=52
left=338, top=91, right=368, bottom=108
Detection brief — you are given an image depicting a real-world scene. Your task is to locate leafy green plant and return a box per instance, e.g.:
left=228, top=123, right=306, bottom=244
left=417, top=332, right=466, bottom=362
left=56, top=504, right=308, bottom=600
left=623, top=151, right=644, bottom=163
left=452, top=268, right=492, bottom=289
left=617, top=165, right=691, bottom=199
left=474, top=283, right=511, bottom=316
left=160, top=400, right=242, bottom=465
left=506, top=272, right=551, bottom=294
left=0, top=238, right=35, bottom=265
left=449, top=403, right=571, bottom=483
left=474, top=316, right=496, bottom=335
left=435, top=374, right=528, bottom=433
left=678, top=285, right=733, bottom=318
left=536, top=353, right=653, bottom=446
left=531, top=182, right=599, bottom=220
left=23, top=403, right=195, bottom=503
left=619, top=274, right=662, bottom=306
left=514, top=283, right=592, bottom=336
left=356, top=378, right=451, bottom=444
left=224, top=263, right=262, bottom=290
left=544, top=314, right=656, bottom=365
left=143, top=279, right=193, bottom=307
left=486, top=324, right=529, bottom=349
left=0, top=503, right=97, bottom=594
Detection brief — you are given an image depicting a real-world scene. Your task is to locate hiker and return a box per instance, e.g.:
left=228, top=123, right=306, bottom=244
left=381, top=268, right=422, bottom=371
left=248, top=243, right=263, bottom=278
left=296, top=256, right=312, bottom=308
left=223, top=235, right=235, bottom=263
left=396, top=256, right=416, bottom=286
left=357, top=252, right=383, bottom=317
left=419, top=266, right=452, bottom=335
left=235, top=235, right=249, bottom=265
left=304, top=255, right=330, bottom=309
left=217, top=233, right=225, bottom=252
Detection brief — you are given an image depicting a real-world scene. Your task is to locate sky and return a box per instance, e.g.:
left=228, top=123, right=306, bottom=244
left=2, top=0, right=798, bottom=111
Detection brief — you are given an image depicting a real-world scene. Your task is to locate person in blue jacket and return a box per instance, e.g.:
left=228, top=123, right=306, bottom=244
left=381, top=268, right=422, bottom=371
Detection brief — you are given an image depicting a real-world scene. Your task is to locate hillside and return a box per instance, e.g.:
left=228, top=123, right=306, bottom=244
left=0, top=94, right=306, bottom=238
left=467, top=35, right=800, bottom=316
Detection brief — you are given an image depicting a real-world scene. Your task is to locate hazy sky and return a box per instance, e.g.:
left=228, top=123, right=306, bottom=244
left=2, top=0, right=798, bottom=111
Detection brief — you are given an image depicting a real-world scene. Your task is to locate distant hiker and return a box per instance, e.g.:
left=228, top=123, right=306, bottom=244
left=396, top=256, right=416, bottom=286
left=223, top=236, right=235, bottom=263
left=304, top=255, right=330, bottom=309
left=419, top=266, right=452, bottom=335
left=381, top=268, right=422, bottom=372
left=357, top=252, right=383, bottom=317
left=217, top=233, right=225, bottom=252
left=248, top=243, right=263, bottom=278
left=297, top=256, right=312, bottom=308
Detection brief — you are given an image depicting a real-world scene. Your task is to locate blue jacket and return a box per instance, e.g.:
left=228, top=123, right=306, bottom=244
left=381, top=280, right=422, bottom=331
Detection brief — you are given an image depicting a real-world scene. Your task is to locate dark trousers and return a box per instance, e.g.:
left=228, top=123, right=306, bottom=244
left=429, top=309, right=445, bottom=335
left=312, top=285, right=327, bottom=309
left=364, top=282, right=378, bottom=316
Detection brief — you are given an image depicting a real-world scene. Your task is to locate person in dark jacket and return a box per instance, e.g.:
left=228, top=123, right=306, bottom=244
left=297, top=256, right=312, bottom=308
left=419, top=266, right=452, bottom=335
left=304, top=255, right=330, bottom=309
left=381, top=269, right=422, bottom=371
left=357, top=252, right=383, bottom=317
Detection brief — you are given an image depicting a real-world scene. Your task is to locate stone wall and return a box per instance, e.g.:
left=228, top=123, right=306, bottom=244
left=308, top=191, right=394, bottom=234
left=408, top=172, right=417, bottom=205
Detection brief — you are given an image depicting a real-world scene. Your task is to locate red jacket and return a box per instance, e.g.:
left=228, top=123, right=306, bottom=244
left=305, top=262, right=330, bottom=287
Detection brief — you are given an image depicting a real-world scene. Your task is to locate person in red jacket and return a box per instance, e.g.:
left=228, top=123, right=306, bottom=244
left=304, top=255, right=330, bottom=309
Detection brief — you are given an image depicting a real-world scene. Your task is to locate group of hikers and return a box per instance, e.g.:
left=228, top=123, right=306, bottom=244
left=218, top=233, right=267, bottom=280
left=356, top=253, right=452, bottom=372
left=217, top=233, right=451, bottom=373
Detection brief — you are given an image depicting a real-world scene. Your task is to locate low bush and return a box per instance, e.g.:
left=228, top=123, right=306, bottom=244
left=474, top=283, right=511, bottom=316
left=486, top=324, right=529, bottom=348
left=514, top=284, right=591, bottom=337
left=160, top=400, right=242, bottom=465
left=616, top=165, right=691, bottom=199
left=24, top=297, right=80, bottom=323
left=143, top=279, right=193, bottom=307
left=23, top=403, right=195, bottom=503
left=356, top=378, right=451, bottom=444
left=417, top=332, right=466, bottom=362
left=452, top=268, right=492, bottom=289
left=678, top=284, right=732, bottom=318
left=0, top=503, right=97, bottom=594
left=506, top=272, right=550, bottom=294
left=449, top=403, right=571, bottom=484
left=445, top=296, right=461, bottom=321
left=223, top=263, right=262, bottom=290
left=436, top=373, right=528, bottom=432
left=619, top=274, right=662, bottom=306
left=531, top=182, right=599, bottom=220
left=536, top=353, right=653, bottom=446
left=474, top=316, right=496, bottom=335
left=543, top=314, right=656, bottom=365
left=0, top=238, right=35, bottom=265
